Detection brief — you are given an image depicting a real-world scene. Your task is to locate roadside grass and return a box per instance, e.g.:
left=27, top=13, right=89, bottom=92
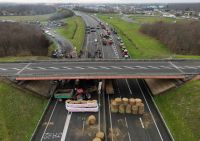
left=56, top=16, right=85, bottom=53
left=154, top=80, right=200, bottom=141
left=0, top=13, right=53, bottom=22
left=0, top=56, right=51, bottom=62
left=98, top=14, right=200, bottom=59
left=0, top=80, right=48, bottom=141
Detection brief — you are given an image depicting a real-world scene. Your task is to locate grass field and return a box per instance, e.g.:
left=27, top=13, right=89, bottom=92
left=0, top=80, right=48, bottom=141
left=0, top=13, right=53, bottom=22
left=56, top=16, right=85, bottom=53
left=98, top=14, right=200, bottom=59
left=154, top=80, right=200, bottom=141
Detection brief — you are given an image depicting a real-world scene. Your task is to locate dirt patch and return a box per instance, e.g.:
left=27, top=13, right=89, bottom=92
left=145, top=79, right=177, bottom=95
left=22, top=81, right=52, bottom=97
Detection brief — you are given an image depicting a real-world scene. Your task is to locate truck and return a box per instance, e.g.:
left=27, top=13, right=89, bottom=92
left=54, top=89, right=74, bottom=101
left=106, top=80, right=114, bottom=94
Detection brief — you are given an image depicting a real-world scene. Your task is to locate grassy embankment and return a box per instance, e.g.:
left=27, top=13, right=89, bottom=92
left=98, top=14, right=200, bottom=59
left=0, top=80, right=48, bottom=141
left=154, top=80, right=200, bottom=141
left=56, top=16, right=85, bottom=53
left=99, top=14, right=200, bottom=141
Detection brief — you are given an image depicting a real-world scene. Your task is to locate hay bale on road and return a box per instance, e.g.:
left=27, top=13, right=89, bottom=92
left=92, top=137, right=101, bottom=141
left=119, top=104, right=126, bottom=114
left=138, top=103, right=145, bottom=115
left=115, top=98, right=122, bottom=105
left=122, top=97, right=129, bottom=105
left=111, top=101, right=118, bottom=113
left=129, top=98, right=136, bottom=105
left=135, top=98, right=142, bottom=106
left=87, top=115, right=96, bottom=125
left=132, top=105, right=138, bottom=114
left=126, top=104, right=132, bottom=114
left=96, top=131, right=104, bottom=141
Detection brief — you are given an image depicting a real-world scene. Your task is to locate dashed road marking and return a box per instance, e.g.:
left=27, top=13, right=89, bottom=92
left=139, top=118, right=145, bottom=128
left=63, top=67, right=72, bottom=70
left=0, top=68, right=7, bottom=71
left=184, top=66, right=197, bottom=69
left=126, top=79, right=132, bottom=95
left=26, top=68, right=34, bottom=70
left=49, top=67, right=59, bottom=70
left=111, top=66, right=122, bottom=69
left=159, top=66, right=173, bottom=69
left=37, top=67, right=46, bottom=70
left=147, top=66, right=160, bottom=69
left=75, top=67, right=85, bottom=70
left=169, top=61, right=185, bottom=74
left=12, top=68, right=21, bottom=71
left=88, top=66, right=98, bottom=69
left=123, top=66, right=135, bottom=69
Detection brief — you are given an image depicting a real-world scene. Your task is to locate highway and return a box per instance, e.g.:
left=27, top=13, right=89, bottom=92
left=0, top=60, right=200, bottom=80
left=30, top=12, right=196, bottom=141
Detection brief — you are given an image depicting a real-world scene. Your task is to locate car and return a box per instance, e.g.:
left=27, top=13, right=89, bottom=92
left=91, top=29, right=96, bottom=32
left=94, top=39, right=98, bottom=42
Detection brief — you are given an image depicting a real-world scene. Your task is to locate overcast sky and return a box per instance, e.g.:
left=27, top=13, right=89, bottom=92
left=0, top=0, right=200, bottom=3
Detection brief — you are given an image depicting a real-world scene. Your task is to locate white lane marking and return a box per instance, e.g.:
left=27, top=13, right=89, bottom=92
left=0, top=68, right=7, bottom=71
left=184, top=66, right=197, bottom=69
left=40, top=100, right=58, bottom=141
left=159, top=66, right=173, bottom=69
left=108, top=95, right=114, bottom=141
left=135, top=66, right=147, bottom=69
left=98, top=92, right=101, bottom=131
left=61, top=112, right=72, bottom=141
left=99, top=66, right=110, bottom=69
left=82, top=119, right=85, bottom=135
left=37, top=67, right=46, bottom=70
left=125, top=117, right=132, bottom=141
left=88, top=66, right=98, bottom=70
left=126, top=79, right=132, bottom=95
left=169, top=61, right=184, bottom=73
left=16, top=63, right=32, bottom=75
left=75, top=67, right=85, bottom=70
left=139, top=118, right=145, bottom=128
left=136, top=80, right=164, bottom=141
left=125, top=117, right=128, bottom=127
left=12, top=68, right=21, bottom=71
left=26, top=68, right=33, bottom=70
left=63, top=67, right=72, bottom=70
left=147, top=66, right=160, bottom=69
left=111, top=66, right=122, bottom=69
left=49, top=67, right=59, bottom=70
left=123, top=66, right=135, bottom=69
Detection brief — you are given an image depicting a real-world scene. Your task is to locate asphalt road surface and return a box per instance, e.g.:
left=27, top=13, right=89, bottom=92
left=0, top=60, right=200, bottom=79
left=30, top=12, right=195, bottom=141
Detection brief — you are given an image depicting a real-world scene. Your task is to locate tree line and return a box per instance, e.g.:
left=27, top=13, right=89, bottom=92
left=0, top=22, right=50, bottom=57
left=140, top=21, right=200, bottom=55
left=49, top=9, right=74, bottom=21
left=0, top=4, right=56, bottom=16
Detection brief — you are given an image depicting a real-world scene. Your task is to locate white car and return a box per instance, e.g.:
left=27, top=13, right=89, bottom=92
left=94, top=39, right=98, bottom=42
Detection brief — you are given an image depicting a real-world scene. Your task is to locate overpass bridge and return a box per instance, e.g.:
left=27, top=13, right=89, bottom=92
left=0, top=59, right=200, bottom=80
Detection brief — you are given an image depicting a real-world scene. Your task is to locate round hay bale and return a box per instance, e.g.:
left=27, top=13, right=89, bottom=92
left=129, top=98, right=136, bottom=105
left=119, top=104, right=126, bottom=114
left=96, top=131, right=104, bottom=140
left=135, top=98, right=142, bottom=106
left=126, top=104, right=132, bottom=114
left=81, top=100, right=87, bottom=104
left=92, top=137, right=101, bottom=141
left=87, top=115, right=96, bottom=125
left=132, top=105, right=138, bottom=114
left=122, top=97, right=129, bottom=105
left=111, top=101, right=119, bottom=113
left=73, top=101, right=81, bottom=104
left=138, top=103, right=145, bottom=115
left=115, top=98, right=122, bottom=105
left=69, top=101, right=75, bottom=104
